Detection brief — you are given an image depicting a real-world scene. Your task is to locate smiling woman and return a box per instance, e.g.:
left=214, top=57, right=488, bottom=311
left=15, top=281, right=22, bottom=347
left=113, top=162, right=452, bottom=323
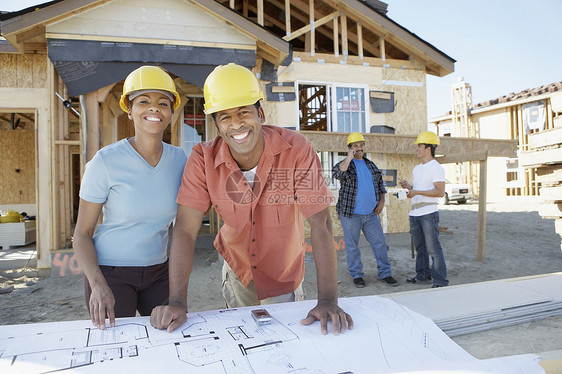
left=72, top=65, right=187, bottom=330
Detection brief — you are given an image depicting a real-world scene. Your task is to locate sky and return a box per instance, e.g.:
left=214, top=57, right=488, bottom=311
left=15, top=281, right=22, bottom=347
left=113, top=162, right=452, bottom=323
left=2, top=0, right=561, bottom=122
left=384, top=0, right=562, bottom=120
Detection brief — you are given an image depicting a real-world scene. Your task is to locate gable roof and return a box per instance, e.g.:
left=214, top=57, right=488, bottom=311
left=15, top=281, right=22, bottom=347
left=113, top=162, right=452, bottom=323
left=1, top=0, right=454, bottom=76
left=473, top=81, right=562, bottom=111
left=0, top=0, right=290, bottom=63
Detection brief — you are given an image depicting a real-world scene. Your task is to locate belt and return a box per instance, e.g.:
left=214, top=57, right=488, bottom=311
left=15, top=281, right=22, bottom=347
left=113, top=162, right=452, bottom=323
left=411, top=201, right=438, bottom=211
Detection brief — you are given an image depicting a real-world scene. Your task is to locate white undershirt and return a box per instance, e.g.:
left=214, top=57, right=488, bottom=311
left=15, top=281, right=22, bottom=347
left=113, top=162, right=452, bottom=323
left=243, top=166, right=258, bottom=189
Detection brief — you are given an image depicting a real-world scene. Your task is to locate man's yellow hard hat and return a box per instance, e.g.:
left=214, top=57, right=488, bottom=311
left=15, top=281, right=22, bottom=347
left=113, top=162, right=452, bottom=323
left=119, top=65, right=181, bottom=112
left=203, top=63, right=265, bottom=115
left=414, top=131, right=440, bottom=145
left=347, top=132, right=366, bottom=146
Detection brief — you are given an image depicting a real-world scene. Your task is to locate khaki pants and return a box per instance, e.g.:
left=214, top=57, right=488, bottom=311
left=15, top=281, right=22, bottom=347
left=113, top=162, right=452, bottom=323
left=221, top=261, right=305, bottom=308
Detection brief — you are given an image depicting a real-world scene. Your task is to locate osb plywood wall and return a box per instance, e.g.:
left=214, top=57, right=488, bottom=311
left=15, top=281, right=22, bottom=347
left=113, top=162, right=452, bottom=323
left=382, top=68, right=427, bottom=135
left=0, top=129, right=36, bottom=204
left=370, top=153, right=419, bottom=233
left=0, top=54, right=47, bottom=88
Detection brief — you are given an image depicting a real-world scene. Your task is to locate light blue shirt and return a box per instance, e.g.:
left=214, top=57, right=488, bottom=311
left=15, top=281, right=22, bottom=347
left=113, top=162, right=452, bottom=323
left=352, top=159, right=377, bottom=214
left=80, top=139, right=187, bottom=266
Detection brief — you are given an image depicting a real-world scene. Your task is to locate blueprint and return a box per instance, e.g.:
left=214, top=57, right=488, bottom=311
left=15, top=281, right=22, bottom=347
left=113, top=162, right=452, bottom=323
left=0, top=296, right=544, bottom=373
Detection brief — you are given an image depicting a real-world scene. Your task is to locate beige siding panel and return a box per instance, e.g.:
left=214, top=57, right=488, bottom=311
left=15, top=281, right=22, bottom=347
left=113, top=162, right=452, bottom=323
left=47, top=0, right=255, bottom=46
left=16, top=55, right=34, bottom=88
left=269, top=101, right=296, bottom=128
left=32, top=54, right=48, bottom=88
left=0, top=55, right=18, bottom=88
left=278, top=61, right=383, bottom=86
left=381, top=68, right=426, bottom=135
left=370, top=153, right=417, bottom=233
left=0, top=129, right=36, bottom=204
left=0, top=54, right=48, bottom=89
left=474, top=108, right=511, bottom=139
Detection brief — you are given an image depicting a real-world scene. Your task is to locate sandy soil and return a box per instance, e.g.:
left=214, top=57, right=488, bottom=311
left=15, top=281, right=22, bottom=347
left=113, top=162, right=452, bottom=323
left=1, top=200, right=561, bottom=358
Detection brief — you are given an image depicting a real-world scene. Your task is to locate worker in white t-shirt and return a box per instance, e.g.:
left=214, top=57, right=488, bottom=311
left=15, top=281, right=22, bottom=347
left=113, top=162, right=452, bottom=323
left=399, top=131, right=449, bottom=288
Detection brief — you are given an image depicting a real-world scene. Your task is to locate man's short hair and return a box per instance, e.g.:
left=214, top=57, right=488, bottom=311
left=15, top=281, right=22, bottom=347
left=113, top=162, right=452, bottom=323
left=423, top=143, right=437, bottom=157
left=211, top=101, right=261, bottom=121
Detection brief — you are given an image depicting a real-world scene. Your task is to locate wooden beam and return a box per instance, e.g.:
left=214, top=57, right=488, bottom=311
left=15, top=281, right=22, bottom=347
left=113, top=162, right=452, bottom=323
left=333, top=13, right=339, bottom=56
left=16, top=25, right=46, bottom=43
left=285, top=0, right=291, bottom=38
left=309, top=0, right=315, bottom=55
left=519, top=147, right=562, bottom=167
left=379, top=36, right=385, bottom=61
left=320, top=0, right=455, bottom=76
left=269, top=0, right=382, bottom=58
left=54, top=140, right=81, bottom=146
left=190, top=0, right=289, bottom=57
left=357, top=21, right=363, bottom=59
left=257, top=0, right=264, bottom=25
left=22, top=42, right=47, bottom=54
left=84, top=92, right=100, bottom=162
left=370, top=91, right=391, bottom=100
left=106, top=93, right=123, bottom=118
left=437, top=150, right=488, bottom=164
left=271, top=86, right=295, bottom=93
left=538, top=203, right=562, bottom=219
left=282, top=11, right=338, bottom=41
left=341, top=14, right=348, bottom=59
left=536, top=165, right=562, bottom=184
left=528, top=127, right=562, bottom=149
left=476, top=151, right=488, bottom=262
left=540, top=186, right=562, bottom=203
left=46, top=32, right=256, bottom=51
left=300, top=131, right=518, bottom=157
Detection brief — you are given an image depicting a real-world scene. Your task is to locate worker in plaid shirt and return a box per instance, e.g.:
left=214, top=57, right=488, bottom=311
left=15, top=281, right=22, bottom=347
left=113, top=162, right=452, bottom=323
left=332, top=132, right=398, bottom=288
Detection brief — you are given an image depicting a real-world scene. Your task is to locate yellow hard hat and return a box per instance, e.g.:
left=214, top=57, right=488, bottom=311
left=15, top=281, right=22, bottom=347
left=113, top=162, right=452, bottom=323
left=203, top=63, right=265, bottom=115
left=347, top=132, right=366, bottom=146
left=414, top=131, right=440, bottom=145
left=0, top=209, right=23, bottom=223
left=119, top=65, right=181, bottom=112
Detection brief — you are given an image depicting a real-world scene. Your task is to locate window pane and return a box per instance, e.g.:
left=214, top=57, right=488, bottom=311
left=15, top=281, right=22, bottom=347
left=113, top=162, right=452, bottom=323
left=299, top=84, right=328, bottom=131
left=334, top=86, right=365, bottom=133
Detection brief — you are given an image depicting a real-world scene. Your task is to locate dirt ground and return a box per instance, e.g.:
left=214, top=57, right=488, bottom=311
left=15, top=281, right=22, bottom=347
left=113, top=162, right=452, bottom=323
left=1, top=200, right=561, bottom=359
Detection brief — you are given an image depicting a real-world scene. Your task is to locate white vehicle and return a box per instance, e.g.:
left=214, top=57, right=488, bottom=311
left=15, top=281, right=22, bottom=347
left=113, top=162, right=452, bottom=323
left=443, top=180, right=472, bottom=205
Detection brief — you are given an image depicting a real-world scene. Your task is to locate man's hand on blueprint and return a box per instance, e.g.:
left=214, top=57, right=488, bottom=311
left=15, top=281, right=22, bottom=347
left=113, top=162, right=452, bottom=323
left=150, top=304, right=187, bottom=332
left=300, top=299, right=354, bottom=335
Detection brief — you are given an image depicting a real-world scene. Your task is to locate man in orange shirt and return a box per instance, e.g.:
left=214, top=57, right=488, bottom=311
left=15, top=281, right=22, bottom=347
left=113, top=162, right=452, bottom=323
left=151, top=63, right=352, bottom=335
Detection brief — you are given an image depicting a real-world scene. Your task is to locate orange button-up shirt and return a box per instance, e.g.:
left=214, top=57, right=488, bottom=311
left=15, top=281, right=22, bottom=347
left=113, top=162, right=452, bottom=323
left=177, top=126, right=333, bottom=299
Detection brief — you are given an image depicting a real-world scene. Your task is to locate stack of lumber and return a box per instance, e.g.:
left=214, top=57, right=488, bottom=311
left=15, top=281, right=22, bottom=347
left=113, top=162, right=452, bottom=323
left=382, top=273, right=562, bottom=337
left=519, top=120, right=562, bottom=249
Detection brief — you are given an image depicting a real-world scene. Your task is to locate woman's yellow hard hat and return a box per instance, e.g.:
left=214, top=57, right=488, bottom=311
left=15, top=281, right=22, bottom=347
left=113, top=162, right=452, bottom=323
left=119, top=65, right=181, bottom=112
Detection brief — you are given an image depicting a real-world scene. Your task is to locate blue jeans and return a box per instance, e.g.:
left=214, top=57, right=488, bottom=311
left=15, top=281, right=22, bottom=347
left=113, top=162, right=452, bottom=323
left=340, top=212, right=392, bottom=280
left=409, top=211, right=449, bottom=287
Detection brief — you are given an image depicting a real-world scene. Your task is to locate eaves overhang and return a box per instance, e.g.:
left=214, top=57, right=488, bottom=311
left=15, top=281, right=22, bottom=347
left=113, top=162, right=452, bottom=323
left=1, top=0, right=290, bottom=64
